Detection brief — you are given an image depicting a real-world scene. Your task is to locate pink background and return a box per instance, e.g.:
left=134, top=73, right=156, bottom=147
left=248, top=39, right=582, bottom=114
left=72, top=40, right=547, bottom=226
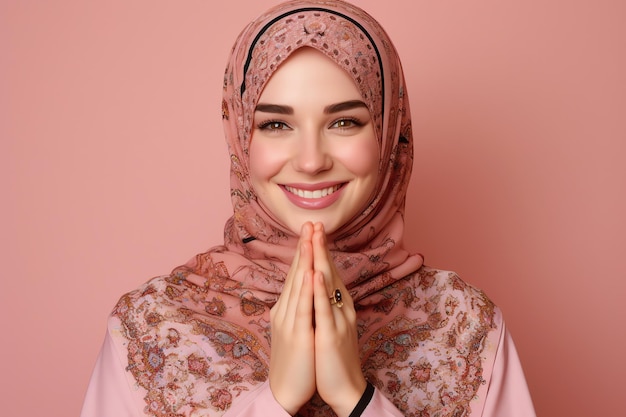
left=2, top=1, right=624, bottom=416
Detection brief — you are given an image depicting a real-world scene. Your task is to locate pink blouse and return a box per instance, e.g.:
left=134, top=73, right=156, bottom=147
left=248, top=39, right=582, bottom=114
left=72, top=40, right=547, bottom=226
left=81, top=308, right=535, bottom=417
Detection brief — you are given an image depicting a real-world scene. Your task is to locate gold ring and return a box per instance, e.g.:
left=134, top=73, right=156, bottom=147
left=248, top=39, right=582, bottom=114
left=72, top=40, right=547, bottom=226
left=329, top=288, right=344, bottom=308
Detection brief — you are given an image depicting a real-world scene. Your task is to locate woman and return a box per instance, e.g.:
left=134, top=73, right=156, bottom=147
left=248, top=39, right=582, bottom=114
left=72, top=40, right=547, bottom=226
left=81, top=1, right=535, bottom=416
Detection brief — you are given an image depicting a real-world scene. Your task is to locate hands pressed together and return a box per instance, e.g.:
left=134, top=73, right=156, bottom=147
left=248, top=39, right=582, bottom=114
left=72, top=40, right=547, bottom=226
left=269, top=222, right=367, bottom=417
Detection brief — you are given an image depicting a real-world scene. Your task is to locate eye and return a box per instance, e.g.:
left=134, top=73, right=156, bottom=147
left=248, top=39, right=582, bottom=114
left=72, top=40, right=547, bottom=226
left=330, top=117, right=364, bottom=129
left=257, top=120, right=291, bottom=131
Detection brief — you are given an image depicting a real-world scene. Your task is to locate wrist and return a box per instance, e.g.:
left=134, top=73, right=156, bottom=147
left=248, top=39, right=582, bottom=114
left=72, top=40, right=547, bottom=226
left=332, top=380, right=371, bottom=417
left=348, top=382, right=374, bottom=417
left=269, top=378, right=307, bottom=415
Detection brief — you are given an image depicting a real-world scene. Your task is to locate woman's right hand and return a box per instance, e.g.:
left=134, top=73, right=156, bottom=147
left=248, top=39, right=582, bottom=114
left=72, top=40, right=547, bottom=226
left=269, top=222, right=316, bottom=415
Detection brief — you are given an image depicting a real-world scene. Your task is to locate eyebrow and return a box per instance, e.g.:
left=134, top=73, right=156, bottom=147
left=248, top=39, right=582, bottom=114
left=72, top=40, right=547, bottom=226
left=255, top=103, right=293, bottom=114
left=255, top=100, right=368, bottom=115
left=323, top=100, right=368, bottom=114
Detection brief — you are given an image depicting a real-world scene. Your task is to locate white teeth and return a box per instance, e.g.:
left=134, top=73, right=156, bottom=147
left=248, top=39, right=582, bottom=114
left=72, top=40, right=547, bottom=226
left=285, top=185, right=340, bottom=199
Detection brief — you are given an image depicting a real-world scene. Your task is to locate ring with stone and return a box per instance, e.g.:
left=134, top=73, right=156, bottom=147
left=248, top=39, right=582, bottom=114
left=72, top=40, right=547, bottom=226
left=329, top=288, right=344, bottom=308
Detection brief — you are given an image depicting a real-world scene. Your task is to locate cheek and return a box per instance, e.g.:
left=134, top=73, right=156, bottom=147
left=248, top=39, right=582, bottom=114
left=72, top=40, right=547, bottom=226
left=248, top=139, right=284, bottom=189
left=337, top=138, right=380, bottom=178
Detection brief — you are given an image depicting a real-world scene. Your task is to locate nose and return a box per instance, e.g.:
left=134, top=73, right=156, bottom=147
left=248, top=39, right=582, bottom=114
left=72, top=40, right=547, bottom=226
left=292, top=130, right=332, bottom=174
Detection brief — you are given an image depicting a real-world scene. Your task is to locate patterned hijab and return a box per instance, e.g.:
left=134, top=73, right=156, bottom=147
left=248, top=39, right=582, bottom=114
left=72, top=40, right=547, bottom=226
left=176, top=0, right=423, bottom=305
left=111, top=4, right=502, bottom=416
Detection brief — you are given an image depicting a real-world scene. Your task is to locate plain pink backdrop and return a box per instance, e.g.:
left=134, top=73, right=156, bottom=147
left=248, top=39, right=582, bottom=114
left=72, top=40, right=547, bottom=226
left=2, top=1, right=624, bottom=416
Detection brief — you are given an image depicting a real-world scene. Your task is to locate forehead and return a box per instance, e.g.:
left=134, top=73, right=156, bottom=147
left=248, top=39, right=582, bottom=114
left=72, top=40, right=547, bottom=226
left=256, top=47, right=365, bottom=106
left=241, top=8, right=384, bottom=123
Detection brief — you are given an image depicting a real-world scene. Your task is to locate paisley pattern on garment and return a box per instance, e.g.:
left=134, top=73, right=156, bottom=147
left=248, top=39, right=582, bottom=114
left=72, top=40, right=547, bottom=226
left=109, top=1, right=500, bottom=416
left=112, top=266, right=496, bottom=416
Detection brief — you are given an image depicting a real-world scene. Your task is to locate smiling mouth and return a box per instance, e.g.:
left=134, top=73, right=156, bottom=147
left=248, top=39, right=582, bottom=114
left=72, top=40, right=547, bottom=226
left=284, top=184, right=343, bottom=199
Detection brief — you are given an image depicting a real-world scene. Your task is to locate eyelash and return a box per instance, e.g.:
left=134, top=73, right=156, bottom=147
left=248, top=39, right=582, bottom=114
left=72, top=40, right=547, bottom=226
left=256, top=117, right=365, bottom=131
left=256, top=120, right=290, bottom=131
left=330, top=117, right=364, bottom=129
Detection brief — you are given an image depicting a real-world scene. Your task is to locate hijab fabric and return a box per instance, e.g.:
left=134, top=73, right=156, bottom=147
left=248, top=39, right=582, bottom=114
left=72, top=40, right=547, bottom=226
left=182, top=0, right=423, bottom=307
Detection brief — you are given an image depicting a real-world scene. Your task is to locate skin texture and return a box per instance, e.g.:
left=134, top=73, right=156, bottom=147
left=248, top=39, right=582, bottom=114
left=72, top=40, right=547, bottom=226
left=250, top=48, right=372, bottom=416
left=249, top=47, right=379, bottom=236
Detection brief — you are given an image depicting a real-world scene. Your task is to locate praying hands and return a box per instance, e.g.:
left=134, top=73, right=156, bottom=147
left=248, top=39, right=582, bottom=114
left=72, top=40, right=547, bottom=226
left=269, top=222, right=367, bottom=417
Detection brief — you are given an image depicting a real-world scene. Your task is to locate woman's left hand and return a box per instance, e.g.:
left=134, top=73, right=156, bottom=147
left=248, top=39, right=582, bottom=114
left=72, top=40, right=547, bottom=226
left=310, top=222, right=367, bottom=417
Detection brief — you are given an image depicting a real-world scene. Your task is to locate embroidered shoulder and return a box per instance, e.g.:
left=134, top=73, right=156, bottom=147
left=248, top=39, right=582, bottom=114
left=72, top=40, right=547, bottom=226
left=359, top=267, right=499, bottom=417
left=110, top=275, right=269, bottom=417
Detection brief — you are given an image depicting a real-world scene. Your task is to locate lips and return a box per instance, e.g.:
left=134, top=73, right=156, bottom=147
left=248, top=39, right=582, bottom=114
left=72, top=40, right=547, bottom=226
left=281, top=182, right=345, bottom=209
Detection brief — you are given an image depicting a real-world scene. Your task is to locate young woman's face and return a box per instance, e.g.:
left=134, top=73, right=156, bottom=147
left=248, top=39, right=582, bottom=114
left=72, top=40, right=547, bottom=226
left=249, top=47, right=379, bottom=236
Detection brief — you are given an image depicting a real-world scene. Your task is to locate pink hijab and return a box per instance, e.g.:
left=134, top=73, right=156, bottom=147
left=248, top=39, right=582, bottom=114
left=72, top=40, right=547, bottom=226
left=176, top=0, right=423, bottom=307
